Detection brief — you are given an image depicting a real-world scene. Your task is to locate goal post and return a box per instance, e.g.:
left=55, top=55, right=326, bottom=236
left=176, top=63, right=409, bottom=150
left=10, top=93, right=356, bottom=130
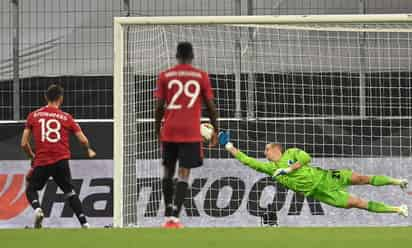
left=113, top=14, right=412, bottom=228
left=113, top=21, right=124, bottom=228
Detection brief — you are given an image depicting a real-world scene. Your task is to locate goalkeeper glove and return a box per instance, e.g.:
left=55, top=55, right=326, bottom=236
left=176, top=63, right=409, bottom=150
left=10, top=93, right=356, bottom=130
left=218, top=131, right=233, bottom=151
left=272, top=167, right=292, bottom=178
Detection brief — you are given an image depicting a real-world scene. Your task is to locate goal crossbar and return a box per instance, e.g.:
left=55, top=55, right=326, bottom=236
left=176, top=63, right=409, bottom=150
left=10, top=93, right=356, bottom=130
left=114, top=14, right=412, bottom=25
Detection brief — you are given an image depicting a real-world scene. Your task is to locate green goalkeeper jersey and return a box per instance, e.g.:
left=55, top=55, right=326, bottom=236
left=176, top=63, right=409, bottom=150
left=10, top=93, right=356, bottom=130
left=234, top=148, right=327, bottom=196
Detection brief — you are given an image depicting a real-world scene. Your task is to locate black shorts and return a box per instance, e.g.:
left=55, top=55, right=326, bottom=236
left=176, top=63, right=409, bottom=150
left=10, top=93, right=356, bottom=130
left=26, top=159, right=74, bottom=194
left=162, top=142, right=203, bottom=169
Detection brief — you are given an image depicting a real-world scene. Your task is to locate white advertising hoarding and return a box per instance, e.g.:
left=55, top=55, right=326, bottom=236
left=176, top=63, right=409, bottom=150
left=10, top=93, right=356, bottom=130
left=0, top=158, right=411, bottom=228
left=0, top=160, right=113, bottom=228
left=135, top=158, right=412, bottom=227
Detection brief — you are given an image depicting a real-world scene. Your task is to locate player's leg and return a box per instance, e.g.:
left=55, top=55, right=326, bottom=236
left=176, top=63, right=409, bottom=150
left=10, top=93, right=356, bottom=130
left=162, top=166, right=176, bottom=217
left=311, top=187, right=408, bottom=217
left=161, top=142, right=178, bottom=223
left=347, top=195, right=408, bottom=217
left=52, top=160, right=89, bottom=228
left=170, top=142, right=203, bottom=227
left=171, top=167, right=190, bottom=219
left=25, top=167, right=47, bottom=210
left=350, top=171, right=408, bottom=190
left=25, top=166, right=49, bottom=228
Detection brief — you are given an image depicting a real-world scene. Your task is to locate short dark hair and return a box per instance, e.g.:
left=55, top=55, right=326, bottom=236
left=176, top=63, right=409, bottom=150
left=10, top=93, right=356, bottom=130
left=45, top=84, right=63, bottom=102
left=176, top=41, right=194, bottom=60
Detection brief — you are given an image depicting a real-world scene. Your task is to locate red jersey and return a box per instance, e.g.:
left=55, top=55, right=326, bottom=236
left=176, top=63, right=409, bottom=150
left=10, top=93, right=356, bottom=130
left=155, top=64, right=214, bottom=142
left=25, top=106, right=82, bottom=167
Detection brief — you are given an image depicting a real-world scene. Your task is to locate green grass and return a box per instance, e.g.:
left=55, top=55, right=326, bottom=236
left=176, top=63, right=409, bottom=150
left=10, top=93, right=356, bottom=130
left=1, top=227, right=412, bottom=248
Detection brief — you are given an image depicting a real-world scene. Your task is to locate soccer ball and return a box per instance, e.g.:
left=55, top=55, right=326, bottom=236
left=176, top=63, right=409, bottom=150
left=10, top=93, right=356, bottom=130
left=200, top=123, right=214, bottom=141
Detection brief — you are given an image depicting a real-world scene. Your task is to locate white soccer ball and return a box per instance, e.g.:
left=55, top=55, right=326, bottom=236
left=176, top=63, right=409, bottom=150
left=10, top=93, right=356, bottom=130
left=200, top=123, right=214, bottom=141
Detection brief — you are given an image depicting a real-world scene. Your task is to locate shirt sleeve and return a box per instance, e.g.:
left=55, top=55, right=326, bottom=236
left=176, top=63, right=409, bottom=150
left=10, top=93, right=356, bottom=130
left=234, top=151, right=276, bottom=175
left=294, top=148, right=312, bottom=166
left=25, top=113, right=33, bottom=129
left=154, top=73, right=165, bottom=100
left=202, top=73, right=214, bottom=100
left=68, top=115, right=82, bottom=133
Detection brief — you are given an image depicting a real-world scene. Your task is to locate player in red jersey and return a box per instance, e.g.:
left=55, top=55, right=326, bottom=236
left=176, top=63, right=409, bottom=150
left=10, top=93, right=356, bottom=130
left=155, top=42, right=219, bottom=228
left=21, top=84, right=96, bottom=228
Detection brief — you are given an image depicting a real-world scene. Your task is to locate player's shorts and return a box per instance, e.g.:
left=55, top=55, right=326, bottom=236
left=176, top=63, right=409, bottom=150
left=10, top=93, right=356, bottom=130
left=26, top=159, right=74, bottom=194
left=310, top=169, right=353, bottom=208
left=162, top=142, right=203, bottom=169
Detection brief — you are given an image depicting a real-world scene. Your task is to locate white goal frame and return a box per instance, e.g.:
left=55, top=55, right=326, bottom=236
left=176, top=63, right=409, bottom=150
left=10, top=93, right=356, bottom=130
left=113, top=14, right=412, bottom=228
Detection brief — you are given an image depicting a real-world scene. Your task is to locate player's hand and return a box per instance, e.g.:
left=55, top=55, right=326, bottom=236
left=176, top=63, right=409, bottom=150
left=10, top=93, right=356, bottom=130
left=272, top=168, right=292, bottom=178
left=209, top=131, right=218, bottom=147
left=218, top=131, right=230, bottom=145
left=87, top=148, right=96, bottom=158
left=218, top=131, right=234, bottom=152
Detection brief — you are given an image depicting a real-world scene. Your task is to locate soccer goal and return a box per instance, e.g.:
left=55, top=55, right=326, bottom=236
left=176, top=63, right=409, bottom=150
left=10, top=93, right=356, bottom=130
left=113, top=14, right=412, bottom=228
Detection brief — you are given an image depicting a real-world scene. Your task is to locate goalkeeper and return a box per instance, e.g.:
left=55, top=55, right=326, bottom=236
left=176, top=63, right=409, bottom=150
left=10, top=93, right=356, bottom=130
left=218, top=131, right=408, bottom=217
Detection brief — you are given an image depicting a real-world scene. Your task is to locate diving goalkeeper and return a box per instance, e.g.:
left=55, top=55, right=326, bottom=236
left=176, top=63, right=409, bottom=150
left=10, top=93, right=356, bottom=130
left=218, top=131, right=408, bottom=217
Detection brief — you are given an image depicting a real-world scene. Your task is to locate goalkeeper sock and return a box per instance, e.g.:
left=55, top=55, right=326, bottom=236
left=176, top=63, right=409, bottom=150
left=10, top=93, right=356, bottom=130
left=370, top=175, right=398, bottom=186
left=172, top=181, right=188, bottom=218
left=367, top=201, right=398, bottom=213
left=162, top=178, right=174, bottom=217
left=67, top=194, right=88, bottom=225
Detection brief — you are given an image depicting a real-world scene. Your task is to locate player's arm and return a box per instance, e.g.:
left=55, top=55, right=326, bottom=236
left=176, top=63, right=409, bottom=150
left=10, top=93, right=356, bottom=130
left=218, top=131, right=274, bottom=175
left=155, top=98, right=165, bottom=138
left=74, top=131, right=96, bottom=158
left=69, top=116, right=95, bottom=158
left=274, top=162, right=302, bottom=177
left=204, top=99, right=219, bottom=146
left=234, top=150, right=275, bottom=175
left=295, top=148, right=311, bottom=165
left=203, top=73, right=219, bottom=146
left=289, top=162, right=302, bottom=171
left=289, top=148, right=312, bottom=171
left=154, top=73, right=166, bottom=138
left=273, top=148, right=311, bottom=177
left=20, top=128, right=35, bottom=160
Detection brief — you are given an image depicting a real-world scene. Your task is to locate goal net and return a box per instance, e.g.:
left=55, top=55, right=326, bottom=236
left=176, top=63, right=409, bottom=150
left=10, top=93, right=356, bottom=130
left=114, top=15, right=412, bottom=227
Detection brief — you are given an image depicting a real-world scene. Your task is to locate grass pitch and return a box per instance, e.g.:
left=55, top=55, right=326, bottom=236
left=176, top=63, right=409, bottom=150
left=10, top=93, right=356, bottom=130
left=2, top=227, right=411, bottom=248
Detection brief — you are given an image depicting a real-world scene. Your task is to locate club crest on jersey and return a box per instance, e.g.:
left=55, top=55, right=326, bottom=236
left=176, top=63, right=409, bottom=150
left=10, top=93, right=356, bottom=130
left=288, top=160, right=295, bottom=166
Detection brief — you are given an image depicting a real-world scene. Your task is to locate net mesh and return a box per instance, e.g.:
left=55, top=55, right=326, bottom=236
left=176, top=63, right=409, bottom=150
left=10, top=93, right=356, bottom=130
left=120, top=23, right=412, bottom=227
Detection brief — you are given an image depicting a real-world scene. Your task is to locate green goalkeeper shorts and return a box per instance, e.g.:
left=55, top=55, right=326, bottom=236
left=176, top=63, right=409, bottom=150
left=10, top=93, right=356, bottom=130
left=310, top=169, right=353, bottom=208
